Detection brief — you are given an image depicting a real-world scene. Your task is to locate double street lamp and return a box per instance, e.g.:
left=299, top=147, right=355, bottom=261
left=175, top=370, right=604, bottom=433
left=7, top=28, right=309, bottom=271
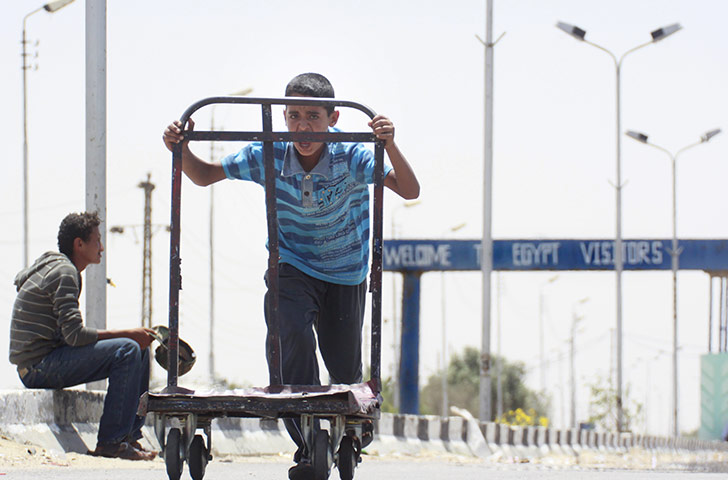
left=626, top=127, right=722, bottom=436
left=556, top=20, right=682, bottom=432
left=22, top=0, right=76, bottom=268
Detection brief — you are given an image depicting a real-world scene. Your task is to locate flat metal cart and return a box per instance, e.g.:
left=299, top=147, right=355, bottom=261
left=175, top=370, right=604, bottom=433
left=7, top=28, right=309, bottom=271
left=138, top=96, right=387, bottom=480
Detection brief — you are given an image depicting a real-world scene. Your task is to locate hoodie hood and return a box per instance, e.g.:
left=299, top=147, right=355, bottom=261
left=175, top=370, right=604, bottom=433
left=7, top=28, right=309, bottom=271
left=13, top=252, right=72, bottom=292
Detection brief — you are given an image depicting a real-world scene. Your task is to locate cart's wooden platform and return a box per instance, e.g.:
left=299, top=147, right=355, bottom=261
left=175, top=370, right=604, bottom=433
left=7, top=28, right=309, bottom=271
left=139, top=380, right=381, bottom=419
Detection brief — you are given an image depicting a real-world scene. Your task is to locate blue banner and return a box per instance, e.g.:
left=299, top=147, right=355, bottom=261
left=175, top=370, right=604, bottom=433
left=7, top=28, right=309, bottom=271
left=382, top=239, right=728, bottom=272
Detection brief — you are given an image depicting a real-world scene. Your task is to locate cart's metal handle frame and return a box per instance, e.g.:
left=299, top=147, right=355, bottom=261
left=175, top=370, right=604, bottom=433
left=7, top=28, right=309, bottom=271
left=166, top=96, right=385, bottom=395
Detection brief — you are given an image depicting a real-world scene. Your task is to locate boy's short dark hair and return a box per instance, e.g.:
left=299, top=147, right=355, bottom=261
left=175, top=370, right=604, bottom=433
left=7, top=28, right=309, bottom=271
left=285, top=73, right=335, bottom=114
left=58, top=211, right=101, bottom=257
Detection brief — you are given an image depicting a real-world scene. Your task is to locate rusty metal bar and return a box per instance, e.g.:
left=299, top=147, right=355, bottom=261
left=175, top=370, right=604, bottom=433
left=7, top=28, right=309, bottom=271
left=151, top=400, right=372, bottom=420
left=370, top=141, right=385, bottom=392
left=262, top=103, right=282, bottom=386
left=144, top=395, right=364, bottom=418
left=187, top=131, right=375, bottom=143
left=166, top=142, right=183, bottom=390
left=178, top=96, right=377, bottom=122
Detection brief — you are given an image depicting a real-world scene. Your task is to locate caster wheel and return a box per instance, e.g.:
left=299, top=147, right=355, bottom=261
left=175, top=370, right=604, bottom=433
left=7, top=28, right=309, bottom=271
left=165, top=428, right=184, bottom=480
left=337, top=435, right=356, bottom=480
left=188, top=434, right=208, bottom=480
left=313, top=430, right=331, bottom=480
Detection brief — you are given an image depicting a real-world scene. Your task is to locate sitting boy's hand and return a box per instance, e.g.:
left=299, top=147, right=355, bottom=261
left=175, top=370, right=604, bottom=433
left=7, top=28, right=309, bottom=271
left=125, top=327, right=156, bottom=350
left=368, top=115, right=395, bottom=146
left=163, top=118, right=195, bottom=152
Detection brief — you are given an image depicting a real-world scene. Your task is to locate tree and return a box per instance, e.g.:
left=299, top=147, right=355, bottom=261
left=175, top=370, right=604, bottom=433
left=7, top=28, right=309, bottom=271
left=587, top=373, right=643, bottom=432
left=419, top=346, right=549, bottom=422
left=378, top=374, right=397, bottom=413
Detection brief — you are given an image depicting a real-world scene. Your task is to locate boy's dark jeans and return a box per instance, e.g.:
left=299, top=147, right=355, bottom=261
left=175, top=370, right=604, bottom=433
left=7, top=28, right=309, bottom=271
left=19, top=338, right=150, bottom=446
left=265, top=263, right=366, bottom=456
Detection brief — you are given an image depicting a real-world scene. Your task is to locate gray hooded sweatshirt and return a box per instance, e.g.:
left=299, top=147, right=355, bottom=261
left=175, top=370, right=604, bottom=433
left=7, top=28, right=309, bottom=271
left=9, top=252, right=98, bottom=370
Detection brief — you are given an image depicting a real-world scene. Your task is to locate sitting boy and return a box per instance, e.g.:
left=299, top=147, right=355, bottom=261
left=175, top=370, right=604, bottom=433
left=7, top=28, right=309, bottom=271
left=9, top=211, right=157, bottom=460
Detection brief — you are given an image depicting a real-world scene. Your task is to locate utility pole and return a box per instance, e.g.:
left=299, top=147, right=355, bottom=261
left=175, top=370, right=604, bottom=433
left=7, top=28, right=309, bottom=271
left=139, top=173, right=155, bottom=330
left=85, top=0, right=107, bottom=393
left=477, top=0, right=505, bottom=422
left=110, top=174, right=168, bottom=382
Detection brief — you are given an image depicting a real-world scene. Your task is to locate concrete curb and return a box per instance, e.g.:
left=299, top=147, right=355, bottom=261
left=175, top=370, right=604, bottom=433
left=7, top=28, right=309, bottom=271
left=2, top=389, right=727, bottom=459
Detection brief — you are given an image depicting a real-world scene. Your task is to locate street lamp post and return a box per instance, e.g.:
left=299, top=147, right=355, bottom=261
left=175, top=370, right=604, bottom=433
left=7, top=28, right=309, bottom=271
left=626, top=128, right=721, bottom=436
left=539, top=275, right=559, bottom=393
left=208, top=88, right=253, bottom=383
left=569, top=313, right=579, bottom=429
left=570, top=297, right=589, bottom=429
left=556, top=20, right=681, bottom=432
left=556, top=347, right=566, bottom=428
left=21, top=0, right=76, bottom=268
left=390, top=199, right=421, bottom=411
left=440, top=222, right=466, bottom=417
left=496, top=273, right=504, bottom=420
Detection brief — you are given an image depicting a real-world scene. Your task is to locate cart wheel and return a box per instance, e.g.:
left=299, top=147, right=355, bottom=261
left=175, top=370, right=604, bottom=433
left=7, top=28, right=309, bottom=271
left=188, top=434, right=208, bottom=480
left=337, top=435, right=356, bottom=480
left=312, top=430, right=330, bottom=480
left=165, top=428, right=184, bottom=480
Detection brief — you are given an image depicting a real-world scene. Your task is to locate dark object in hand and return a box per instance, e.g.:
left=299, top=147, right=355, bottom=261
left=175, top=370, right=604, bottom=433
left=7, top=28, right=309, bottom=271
left=150, top=325, right=197, bottom=376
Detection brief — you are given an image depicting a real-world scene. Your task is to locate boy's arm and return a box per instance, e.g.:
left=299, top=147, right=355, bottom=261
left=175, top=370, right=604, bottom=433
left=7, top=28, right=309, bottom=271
left=52, top=266, right=98, bottom=347
left=97, top=327, right=156, bottom=350
left=163, top=118, right=227, bottom=186
left=369, top=115, right=420, bottom=200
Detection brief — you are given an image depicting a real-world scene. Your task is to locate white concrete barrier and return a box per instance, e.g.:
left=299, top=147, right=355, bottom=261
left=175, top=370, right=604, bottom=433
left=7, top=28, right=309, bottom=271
left=2, top=389, right=727, bottom=460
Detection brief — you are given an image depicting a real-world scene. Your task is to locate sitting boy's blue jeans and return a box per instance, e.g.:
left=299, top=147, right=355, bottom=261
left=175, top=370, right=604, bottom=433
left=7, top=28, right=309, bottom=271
left=19, top=338, right=150, bottom=446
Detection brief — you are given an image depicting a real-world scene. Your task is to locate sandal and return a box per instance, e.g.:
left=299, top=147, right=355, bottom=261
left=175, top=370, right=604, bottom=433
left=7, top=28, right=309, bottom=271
left=128, top=439, right=156, bottom=454
left=90, top=441, right=157, bottom=461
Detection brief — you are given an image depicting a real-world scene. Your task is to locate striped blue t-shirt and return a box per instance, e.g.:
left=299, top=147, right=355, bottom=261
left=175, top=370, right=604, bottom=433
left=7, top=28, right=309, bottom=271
left=221, top=139, right=392, bottom=285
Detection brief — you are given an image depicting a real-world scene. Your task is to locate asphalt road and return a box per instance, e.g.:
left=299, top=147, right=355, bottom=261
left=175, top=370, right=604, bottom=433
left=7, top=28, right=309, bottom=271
left=4, top=458, right=728, bottom=480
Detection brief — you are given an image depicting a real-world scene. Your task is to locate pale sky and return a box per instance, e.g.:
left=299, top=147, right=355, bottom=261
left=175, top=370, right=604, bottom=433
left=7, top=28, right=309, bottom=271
left=1, top=0, right=727, bottom=436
